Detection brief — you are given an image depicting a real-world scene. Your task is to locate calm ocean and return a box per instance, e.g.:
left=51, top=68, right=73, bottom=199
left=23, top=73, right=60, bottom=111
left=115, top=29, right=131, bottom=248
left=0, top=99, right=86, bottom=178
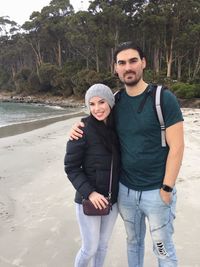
left=0, top=102, right=78, bottom=127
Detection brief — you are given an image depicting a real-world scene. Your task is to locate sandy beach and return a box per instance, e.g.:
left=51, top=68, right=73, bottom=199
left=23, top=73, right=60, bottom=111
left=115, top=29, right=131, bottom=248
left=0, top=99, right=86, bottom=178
left=0, top=108, right=199, bottom=267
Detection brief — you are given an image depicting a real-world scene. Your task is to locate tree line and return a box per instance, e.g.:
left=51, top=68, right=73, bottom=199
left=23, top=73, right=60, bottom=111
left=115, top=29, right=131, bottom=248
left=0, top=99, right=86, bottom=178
left=0, top=0, right=200, bottom=99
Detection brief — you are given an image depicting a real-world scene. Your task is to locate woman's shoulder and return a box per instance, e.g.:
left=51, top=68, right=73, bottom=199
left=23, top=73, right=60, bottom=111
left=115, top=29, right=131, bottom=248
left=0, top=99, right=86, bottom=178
left=81, top=116, right=90, bottom=125
left=80, top=116, right=97, bottom=138
left=81, top=116, right=92, bottom=130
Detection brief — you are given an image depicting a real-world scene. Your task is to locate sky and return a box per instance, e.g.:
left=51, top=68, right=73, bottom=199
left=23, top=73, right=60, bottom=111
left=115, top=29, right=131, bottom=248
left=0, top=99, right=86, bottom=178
left=0, top=0, right=90, bottom=25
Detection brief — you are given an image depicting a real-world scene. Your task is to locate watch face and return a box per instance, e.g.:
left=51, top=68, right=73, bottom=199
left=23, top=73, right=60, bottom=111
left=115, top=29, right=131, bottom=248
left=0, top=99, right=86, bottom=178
left=162, top=184, right=173, bottom=192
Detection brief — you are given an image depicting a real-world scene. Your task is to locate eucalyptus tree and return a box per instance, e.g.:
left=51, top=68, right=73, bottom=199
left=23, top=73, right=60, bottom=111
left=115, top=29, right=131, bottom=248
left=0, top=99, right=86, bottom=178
left=67, top=11, right=95, bottom=70
left=162, top=0, right=200, bottom=81
left=0, top=16, right=19, bottom=36
left=0, top=17, right=23, bottom=88
left=191, top=26, right=200, bottom=80
left=22, top=0, right=74, bottom=69
left=22, top=12, right=46, bottom=68
left=88, top=0, right=135, bottom=73
left=140, top=0, right=200, bottom=81
left=39, top=0, right=74, bottom=67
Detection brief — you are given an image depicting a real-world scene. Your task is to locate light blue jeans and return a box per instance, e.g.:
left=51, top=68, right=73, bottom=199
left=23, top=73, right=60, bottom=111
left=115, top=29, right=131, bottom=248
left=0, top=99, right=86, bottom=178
left=75, top=203, right=118, bottom=267
left=118, top=182, right=177, bottom=267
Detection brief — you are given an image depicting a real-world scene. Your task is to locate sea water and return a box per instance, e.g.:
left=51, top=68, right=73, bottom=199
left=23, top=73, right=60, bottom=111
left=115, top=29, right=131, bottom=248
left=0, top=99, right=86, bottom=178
left=0, top=102, right=78, bottom=127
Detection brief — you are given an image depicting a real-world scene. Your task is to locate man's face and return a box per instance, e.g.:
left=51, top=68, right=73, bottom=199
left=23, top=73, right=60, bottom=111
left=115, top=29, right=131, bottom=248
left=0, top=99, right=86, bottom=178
left=114, top=49, right=146, bottom=86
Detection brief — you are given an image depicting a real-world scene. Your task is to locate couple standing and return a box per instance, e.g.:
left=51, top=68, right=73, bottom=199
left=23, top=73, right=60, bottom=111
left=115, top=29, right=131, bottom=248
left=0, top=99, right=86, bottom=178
left=64, top=41, right=184, bottom=267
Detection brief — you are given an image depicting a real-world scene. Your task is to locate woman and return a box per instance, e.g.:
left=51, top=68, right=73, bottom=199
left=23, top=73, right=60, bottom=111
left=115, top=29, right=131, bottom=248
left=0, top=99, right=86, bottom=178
left=64, top=83, right=120, bottom=267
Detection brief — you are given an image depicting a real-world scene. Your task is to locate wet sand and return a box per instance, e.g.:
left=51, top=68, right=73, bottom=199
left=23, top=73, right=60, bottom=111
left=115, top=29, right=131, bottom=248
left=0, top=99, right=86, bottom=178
left=0, top=108, right=199, bottom=267
left=0, top=111, right=86, bottom=138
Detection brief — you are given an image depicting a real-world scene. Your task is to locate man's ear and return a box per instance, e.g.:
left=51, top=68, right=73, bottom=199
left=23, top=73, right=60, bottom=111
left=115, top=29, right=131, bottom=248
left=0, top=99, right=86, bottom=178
left=142, top=57, right=146, bottom=69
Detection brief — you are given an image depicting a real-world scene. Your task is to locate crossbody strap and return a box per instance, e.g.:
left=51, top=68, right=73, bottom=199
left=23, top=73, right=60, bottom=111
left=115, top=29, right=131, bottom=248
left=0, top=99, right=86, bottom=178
left=108, top=157, right=113, bottom=200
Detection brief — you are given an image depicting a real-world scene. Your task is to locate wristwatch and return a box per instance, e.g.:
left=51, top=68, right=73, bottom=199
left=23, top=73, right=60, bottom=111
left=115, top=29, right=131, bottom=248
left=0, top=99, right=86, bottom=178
left=162, top=184, right=173, bottom=192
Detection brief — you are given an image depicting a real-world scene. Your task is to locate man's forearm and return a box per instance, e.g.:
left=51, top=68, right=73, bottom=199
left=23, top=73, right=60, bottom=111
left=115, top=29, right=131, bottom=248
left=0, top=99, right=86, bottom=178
left=163, top=145, right=184, bottom=187
left=163, top=122, right=184, bottom=188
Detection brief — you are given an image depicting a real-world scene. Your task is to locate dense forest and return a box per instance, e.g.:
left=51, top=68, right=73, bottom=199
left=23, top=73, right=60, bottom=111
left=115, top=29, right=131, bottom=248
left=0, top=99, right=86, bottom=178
left=0, top=0, right=200, bottom=99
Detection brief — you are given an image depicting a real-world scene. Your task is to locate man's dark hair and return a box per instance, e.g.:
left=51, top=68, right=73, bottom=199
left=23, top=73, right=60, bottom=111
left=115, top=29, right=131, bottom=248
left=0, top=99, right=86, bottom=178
left=114, top=41, right=145, bottom=62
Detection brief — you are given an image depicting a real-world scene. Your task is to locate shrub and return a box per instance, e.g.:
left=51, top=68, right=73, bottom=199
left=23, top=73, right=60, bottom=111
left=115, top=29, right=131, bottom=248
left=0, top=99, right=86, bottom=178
left=14, top=68, right=32, bottom=93
left=71, top=69, right=103, bottom=97
left=38, top=63, right=60, bottom=92
left=51, top=71, right=73, bottom=97
left=171, top=82, right=199, bottom=99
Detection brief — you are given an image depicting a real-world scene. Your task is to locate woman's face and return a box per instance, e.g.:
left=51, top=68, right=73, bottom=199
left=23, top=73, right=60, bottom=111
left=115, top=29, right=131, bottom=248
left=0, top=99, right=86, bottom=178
left=89, top=96, right=111, bottom=123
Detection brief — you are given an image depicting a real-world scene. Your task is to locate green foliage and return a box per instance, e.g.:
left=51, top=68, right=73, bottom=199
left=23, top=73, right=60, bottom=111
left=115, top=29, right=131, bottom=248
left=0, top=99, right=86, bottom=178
left=0, top=67, right=11, bottom=90
left=51, top=71, right=73, bottom=97
left=38, top=63, right=60, bottom=92
left=71, top=69, right=103, bottom=97
left=144, top=69, right=154, bottom=83
left=1, top=0, right=200, bottom=99
left=171, top=82, right=200, bottom=99
left=101, top=73, right=118, bottom=89
left=28, top=72, right=42, bottom=93
left=38, top=63, right=74, bottom=96
left=14, top=68, right=32, bottom=93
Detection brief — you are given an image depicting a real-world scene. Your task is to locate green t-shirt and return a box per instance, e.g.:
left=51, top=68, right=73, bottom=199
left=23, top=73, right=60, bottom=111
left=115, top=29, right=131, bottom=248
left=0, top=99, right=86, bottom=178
left=114, top=85, right=183, bottom=191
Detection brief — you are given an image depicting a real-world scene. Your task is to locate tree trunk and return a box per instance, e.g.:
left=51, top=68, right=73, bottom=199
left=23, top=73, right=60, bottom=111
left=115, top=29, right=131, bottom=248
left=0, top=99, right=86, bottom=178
left=110, top=47, right=114, bottom=74
left=192, top=49, right=200, bottom=79
left=57, top=39, right=62, bottom=68
left=96, top=48, right=99, bottom=73
left=153, top=47, right=160, bottom=76
left=29, top=41, right=43, bottom=66
left=177, top=56, right=182, bottom=81
left=166, top=37, right=174, bottom=78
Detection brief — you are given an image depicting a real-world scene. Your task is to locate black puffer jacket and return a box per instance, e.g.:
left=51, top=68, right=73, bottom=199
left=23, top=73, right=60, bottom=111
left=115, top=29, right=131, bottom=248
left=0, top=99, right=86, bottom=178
left=64, top=114, right=120, bottom=204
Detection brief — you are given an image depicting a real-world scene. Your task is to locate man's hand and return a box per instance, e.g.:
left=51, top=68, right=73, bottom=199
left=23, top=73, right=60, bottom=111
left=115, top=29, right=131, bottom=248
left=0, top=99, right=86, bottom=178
left=88, top=191, right=109, bottom=210
left=69, top=121, right=85, bottom=140
left=160, top=189, right=172, bottom=205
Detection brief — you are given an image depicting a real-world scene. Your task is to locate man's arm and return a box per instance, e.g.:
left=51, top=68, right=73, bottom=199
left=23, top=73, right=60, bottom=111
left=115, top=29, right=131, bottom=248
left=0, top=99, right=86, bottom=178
left=160, top=121, right=184, bottom=203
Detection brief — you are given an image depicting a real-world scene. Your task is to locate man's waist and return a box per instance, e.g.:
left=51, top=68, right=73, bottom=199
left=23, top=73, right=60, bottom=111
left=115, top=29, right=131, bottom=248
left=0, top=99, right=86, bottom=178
left=119, top=171, right=162, bottom=191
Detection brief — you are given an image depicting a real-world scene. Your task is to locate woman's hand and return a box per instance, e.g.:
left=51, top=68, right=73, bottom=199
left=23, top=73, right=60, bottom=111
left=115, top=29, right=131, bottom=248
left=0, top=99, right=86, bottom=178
left=88, top=192, right=109, bottom=209
left=69, top=121, right=85, bottom=140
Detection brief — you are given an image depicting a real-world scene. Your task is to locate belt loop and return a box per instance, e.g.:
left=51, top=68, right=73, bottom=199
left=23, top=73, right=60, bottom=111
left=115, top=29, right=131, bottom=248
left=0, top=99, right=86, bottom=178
left=127, top=188, right=130, bottom=196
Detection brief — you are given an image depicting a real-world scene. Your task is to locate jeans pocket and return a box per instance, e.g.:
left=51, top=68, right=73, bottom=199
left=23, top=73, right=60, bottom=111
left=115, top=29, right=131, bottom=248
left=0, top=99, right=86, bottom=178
left=159, top=191, right=171, bottom=207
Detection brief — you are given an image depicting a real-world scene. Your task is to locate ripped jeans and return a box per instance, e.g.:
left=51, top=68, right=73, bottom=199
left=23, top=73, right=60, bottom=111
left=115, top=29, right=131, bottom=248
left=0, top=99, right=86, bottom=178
left=118, top=182, right=177, bottom=267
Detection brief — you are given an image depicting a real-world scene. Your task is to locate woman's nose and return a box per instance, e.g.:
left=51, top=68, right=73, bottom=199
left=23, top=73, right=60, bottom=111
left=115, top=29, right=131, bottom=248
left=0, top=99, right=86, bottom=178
left=94, top=104, right=100, bottom=112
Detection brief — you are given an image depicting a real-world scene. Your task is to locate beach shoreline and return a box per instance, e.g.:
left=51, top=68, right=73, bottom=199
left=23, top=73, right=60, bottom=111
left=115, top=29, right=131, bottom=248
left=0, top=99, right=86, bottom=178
left=1, top=91, right=200, bottom=109
left=0, top=91, right=84, bottom=108
left=0, top=109, right=199, bottom=266
left=0, top=110, right=86, bottom=138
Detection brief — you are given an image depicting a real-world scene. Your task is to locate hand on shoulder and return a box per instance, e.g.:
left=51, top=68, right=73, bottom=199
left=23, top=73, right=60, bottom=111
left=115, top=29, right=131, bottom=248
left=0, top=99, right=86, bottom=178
left=69, top=121, right=85, bottom=140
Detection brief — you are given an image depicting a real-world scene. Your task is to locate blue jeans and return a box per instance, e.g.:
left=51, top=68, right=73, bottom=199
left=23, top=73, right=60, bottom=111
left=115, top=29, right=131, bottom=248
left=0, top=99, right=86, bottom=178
left=75, top=203, right=118, bottom=267
left=118, top=182, right=177, bottom=267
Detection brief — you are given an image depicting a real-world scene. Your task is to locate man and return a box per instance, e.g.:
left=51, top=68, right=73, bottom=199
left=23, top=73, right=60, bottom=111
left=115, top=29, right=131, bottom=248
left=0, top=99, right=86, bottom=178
left=69, top=41, right=184, bottom=267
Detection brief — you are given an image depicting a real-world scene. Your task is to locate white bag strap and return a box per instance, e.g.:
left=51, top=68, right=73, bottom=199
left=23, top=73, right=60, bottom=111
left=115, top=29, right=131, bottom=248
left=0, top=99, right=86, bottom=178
left=155, top=85, right=166, bottom=147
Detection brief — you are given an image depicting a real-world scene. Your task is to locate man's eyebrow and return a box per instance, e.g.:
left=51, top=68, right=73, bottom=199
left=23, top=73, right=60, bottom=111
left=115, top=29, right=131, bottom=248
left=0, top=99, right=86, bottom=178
left=117, top=57, right=138, bottom=63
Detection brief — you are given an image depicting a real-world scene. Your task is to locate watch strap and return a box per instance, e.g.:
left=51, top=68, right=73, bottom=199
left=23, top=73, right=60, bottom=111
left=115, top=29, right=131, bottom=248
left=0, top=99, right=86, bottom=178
left=162, top=184, right=173, bottom=192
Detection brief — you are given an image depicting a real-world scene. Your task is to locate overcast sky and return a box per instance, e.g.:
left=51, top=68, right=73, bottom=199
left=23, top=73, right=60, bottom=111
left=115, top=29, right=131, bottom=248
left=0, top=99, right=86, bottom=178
left=0, top=0, right=90, bottom=25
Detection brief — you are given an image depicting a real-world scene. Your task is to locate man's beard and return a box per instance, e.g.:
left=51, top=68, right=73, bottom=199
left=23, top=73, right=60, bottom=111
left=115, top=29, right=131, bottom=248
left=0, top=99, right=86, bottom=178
left=124, top=78, right=141, bottom=86
left=122, top=71, right=142, bottom=86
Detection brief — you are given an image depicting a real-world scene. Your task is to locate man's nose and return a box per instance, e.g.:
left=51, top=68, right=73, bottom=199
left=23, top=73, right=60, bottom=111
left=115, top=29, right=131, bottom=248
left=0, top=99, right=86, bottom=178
left=124, top=62, right=132, bottom=71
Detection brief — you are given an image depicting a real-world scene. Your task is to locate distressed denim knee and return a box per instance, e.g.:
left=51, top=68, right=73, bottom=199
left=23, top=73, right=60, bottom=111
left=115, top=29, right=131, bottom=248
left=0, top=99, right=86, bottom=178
left=146, top=189, right=178, bottom=267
